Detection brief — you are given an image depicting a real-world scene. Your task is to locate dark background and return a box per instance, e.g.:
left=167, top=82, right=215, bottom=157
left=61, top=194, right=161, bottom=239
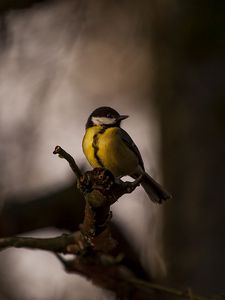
left=0, top=1, right=224, bottom=299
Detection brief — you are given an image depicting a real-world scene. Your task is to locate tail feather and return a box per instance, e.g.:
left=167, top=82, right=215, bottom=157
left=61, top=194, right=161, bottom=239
left=134, top=172, right=171, bottom=203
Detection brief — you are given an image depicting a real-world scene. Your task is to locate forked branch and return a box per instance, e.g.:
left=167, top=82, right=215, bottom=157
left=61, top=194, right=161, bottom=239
left=0, top=146, right=215, bottom=299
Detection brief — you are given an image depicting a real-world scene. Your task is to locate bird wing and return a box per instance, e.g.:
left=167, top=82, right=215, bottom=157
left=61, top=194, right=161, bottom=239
left=119, top=128, right=145, bottom=171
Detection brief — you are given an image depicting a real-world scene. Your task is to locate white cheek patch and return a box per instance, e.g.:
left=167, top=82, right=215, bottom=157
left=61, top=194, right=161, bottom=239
left=92, top=116, right=116, bottom=125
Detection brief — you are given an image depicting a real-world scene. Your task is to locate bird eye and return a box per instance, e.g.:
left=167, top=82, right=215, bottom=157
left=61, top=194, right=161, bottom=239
left=106, top=113, right=112, bottom=118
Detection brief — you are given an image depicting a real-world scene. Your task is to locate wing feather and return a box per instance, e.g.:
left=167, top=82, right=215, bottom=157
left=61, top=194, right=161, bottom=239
left=119, top=128, right=145, bottom=171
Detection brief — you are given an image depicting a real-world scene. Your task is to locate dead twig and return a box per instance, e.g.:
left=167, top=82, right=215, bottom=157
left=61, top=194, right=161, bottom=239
left=53, top=145, right=82, bottom=181
left=125, top=278, right=212, bottom=300
left=0, top=233, right=76, bottom=253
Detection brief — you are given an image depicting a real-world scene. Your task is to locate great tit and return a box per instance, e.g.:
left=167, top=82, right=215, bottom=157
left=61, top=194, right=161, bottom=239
left=82, top=106, right=171, bottom=203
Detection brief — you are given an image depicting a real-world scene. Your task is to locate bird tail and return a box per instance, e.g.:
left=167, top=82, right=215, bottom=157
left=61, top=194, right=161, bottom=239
left=135, top=171, right=171, bottom=203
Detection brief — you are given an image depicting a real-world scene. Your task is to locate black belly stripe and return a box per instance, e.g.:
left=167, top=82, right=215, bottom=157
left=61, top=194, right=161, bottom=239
left=92, top=127, right=106, bottom=168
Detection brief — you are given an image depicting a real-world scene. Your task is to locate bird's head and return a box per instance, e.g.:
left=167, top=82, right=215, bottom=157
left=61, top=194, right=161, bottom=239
left=86, top=106, right=129, bottom=128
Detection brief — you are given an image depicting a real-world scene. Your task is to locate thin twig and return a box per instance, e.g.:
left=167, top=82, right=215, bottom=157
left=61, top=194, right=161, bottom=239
left=126, top=278, right=211, bottom=300
left=53, top=146, right=82, bottom=180
left=122, top=174, right=143, bottom=193
left=0, top=234, right=76, bottom=253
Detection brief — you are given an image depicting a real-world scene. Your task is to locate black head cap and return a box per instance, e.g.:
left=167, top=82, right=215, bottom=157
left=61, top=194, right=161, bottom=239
left=86, top=106, right=128, bottom=128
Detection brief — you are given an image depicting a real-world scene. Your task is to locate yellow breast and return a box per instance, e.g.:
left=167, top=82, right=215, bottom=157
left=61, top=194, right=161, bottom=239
left=82, top=126, right=139, bottom=177
left=82, top=126, right=103, bottom=168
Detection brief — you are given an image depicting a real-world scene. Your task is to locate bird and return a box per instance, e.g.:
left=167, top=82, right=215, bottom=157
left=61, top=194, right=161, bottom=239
left=82, top=106, right=171, bottom=203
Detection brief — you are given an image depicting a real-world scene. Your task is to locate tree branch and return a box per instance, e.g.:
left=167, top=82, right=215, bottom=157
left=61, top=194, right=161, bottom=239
left=2, top=145, right=213, bottom=299
left=53, top=145, right=82, bottom=180
left=0, top=230, right=215, bottom=300
left=0, top=233, right=76, bottom=253
left=53, top=253, right=214, bottom=300
left=0, top=146, right=143, bottom=255
left=126, top=278, right=212, bottom=300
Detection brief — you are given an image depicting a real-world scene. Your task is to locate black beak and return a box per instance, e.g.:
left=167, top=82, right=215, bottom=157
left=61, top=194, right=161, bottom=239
left=117, top=115, right=129, bottom=121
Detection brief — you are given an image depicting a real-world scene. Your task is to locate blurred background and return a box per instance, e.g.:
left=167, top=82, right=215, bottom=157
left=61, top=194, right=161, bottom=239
left=0, top=0, right=224, bottom=299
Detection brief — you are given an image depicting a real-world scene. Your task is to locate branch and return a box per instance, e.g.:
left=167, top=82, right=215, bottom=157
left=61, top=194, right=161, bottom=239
left=0, top=228, right=216, bottom=300
left=126, top=278, right=212, bottom=300
left=1, top=145, right=179, bottom=299
left=54, top=254, right=213, bottom=300
left=0, top=145, right=150, bottom=297
left=0, top=234, right=76, bottom=253
left=0, top=231, right=216, bottom=300
left=53, top=145, right=82, bottom=180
